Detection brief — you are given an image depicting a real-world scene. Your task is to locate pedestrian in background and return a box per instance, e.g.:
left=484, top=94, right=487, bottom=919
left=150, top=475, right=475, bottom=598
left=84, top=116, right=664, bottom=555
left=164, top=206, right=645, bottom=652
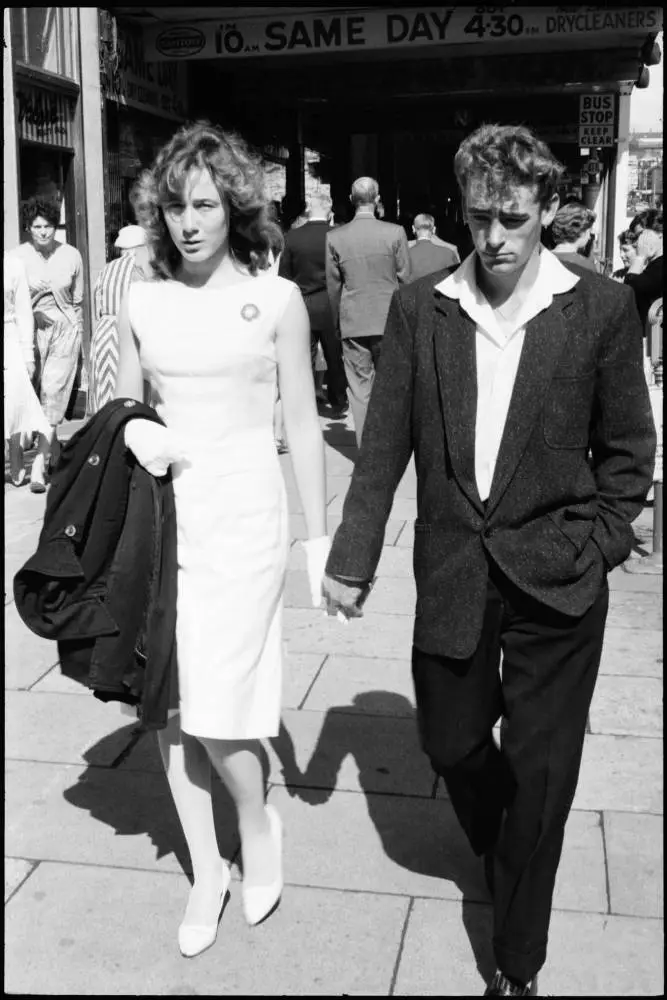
left=323, top=123, right=655, bottom=997
left=548, top=200, right=598, bottom=273
left=115, top=121, right=328, bottom=958
left=624, top=226, right=663, bottom=331
left=12, top=197, right=84, bottom=481
left=279, top=190, right=348, bottom=418
left=408, top=211, right=461, bottom=263
left=326, top=176, right=411, bottom=445
left=629, top=207, right=663, bottom=238
left=4, top=253, right=51, bottom=490
left=408, top=213, right=460, bottom=281
left=88, top=225, right=152, bottom=413
left=612, top=230, right=639, bottom=281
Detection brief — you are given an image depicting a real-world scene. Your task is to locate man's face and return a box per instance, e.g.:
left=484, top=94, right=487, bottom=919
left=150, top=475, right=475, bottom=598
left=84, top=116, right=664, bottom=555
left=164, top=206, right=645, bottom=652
left=464, top=179, right=558, bottom=278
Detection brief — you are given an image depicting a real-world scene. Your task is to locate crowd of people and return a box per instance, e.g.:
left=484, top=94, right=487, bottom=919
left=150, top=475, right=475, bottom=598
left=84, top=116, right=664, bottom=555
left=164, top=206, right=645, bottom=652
left=7, top=117, right=660, bottom=998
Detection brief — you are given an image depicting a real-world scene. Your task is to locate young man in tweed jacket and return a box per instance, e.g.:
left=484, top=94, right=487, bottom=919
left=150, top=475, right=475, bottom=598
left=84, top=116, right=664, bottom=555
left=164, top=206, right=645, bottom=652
left=323, top=125, right=656, bottom=997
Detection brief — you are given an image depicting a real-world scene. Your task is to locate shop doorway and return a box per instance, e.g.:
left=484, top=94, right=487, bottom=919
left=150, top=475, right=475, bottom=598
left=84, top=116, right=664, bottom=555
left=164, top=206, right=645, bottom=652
left=19, top=143, right=75, bottom=245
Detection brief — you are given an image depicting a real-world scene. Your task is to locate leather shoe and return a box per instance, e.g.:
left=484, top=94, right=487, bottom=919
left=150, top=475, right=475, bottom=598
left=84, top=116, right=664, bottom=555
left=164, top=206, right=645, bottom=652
left=178, top=862, right=231, bottom=959
left=484, top=971, right=538, bottom=996
left=242, top=805, right=283, bottom=926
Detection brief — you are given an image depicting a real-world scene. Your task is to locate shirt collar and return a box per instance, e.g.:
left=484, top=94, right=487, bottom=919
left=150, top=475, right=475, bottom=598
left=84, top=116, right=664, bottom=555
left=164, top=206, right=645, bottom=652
left=434, top=247, right=579, bottom=340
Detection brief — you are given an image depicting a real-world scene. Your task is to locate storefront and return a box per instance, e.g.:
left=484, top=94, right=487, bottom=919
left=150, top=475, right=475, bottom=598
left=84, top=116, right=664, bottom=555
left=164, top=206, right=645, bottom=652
left=99, top=12, right=189, bottom=258
left=123, top=3, right=662, bottom=270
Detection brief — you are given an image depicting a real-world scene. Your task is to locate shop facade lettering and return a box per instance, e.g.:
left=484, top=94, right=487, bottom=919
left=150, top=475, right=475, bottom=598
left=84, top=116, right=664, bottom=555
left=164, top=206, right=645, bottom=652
left=145, top=6, right=663, bottom=61
left=102, top=20, right=188, bottom=120
left=17, top=86, right=74, bottom=146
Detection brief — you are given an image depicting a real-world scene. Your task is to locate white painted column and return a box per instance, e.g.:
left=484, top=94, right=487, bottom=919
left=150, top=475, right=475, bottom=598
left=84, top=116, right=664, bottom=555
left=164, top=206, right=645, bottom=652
left=78, top=7, right=107, bottom=308
left=612, top=88, right=633, bottom=273
left=3, top=8, right=21, bottom=251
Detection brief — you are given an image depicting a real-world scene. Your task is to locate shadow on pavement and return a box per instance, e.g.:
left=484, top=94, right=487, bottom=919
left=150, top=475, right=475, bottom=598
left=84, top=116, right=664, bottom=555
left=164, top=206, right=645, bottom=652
left=271, top=691, right=496, bottom=983
left=320, top=416, right=359, bottom=464
left=61, top=723, right=254, bottom=880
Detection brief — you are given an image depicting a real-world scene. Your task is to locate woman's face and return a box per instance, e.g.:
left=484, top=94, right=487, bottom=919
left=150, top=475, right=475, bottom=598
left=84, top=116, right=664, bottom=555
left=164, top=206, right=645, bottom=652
left=29, top=215, right=57, bottom=251
left=162, top=167, right=229, bottom=265
left=619, top=242, right=637, bottom=267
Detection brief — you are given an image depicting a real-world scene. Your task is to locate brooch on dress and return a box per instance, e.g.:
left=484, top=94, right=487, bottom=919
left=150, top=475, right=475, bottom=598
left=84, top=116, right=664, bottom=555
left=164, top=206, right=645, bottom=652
left=241, top=303, right=260, bottom=322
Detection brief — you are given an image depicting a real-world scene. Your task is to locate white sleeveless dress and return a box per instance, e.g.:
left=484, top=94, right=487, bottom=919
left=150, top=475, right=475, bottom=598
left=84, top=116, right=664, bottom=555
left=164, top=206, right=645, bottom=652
left=128, top=272, right=296, bottom=740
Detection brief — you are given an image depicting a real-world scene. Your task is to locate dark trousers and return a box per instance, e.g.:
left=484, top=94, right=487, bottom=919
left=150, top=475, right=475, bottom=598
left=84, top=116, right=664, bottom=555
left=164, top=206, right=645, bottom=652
left=305, top=293, right=347, bottom=410
left=341, top=335, right=383, bottom=446
left=411, top=561, right=609, bottom=984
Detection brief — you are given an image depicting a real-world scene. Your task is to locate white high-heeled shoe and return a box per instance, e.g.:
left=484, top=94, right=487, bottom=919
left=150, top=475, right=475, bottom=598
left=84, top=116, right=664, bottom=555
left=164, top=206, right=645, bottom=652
left=242, top=805, right=283, bottom=927
left=178, top=862, right=231, bottom=959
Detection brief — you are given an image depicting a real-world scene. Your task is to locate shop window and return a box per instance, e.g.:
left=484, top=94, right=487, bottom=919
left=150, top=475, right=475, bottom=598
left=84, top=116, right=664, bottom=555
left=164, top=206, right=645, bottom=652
left=11, top=7, right=79, bottom=82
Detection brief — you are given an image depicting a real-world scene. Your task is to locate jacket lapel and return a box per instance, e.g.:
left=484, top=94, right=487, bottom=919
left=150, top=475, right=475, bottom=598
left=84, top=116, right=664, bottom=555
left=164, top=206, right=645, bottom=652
left=485, top=290, right=579, bottom=516
left=433, top=293, right=484, bottom=513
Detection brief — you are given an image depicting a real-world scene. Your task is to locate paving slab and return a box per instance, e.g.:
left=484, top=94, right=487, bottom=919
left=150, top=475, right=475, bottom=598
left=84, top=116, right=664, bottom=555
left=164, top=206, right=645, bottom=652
left=4, top=862, right=409, bottom=996
left=263, top=786, right=606, bottom=914
left=604, top=811, right=663, bottom=919
left=394, top=900, right=664, bottom=997
left=301, top=655, right=416, bottom=715
left=589, top=676, right=662, bottom=737
left=28, top=663, right=103, bottom=696
left=4, top=600, right=60, bottom=690
left=574, top=734, right=663, bottom=814
left=327, top=495, right=418, bottom=523
left=608, top=564, right=663, bottom=593
left=5, top=690, right=138, bottom=766
left=598, top=626, right=663, bottom=677
left=5, top=759, right=239, bottom=875
left=607, top=590, right=663, bottom=631
left=284, top=608, right=414, bottom=660
left=363, top=576, right=418, bottom=615
left=4, top=857, right=37, bottom=903
left=264, top=707, right=433, bottom=798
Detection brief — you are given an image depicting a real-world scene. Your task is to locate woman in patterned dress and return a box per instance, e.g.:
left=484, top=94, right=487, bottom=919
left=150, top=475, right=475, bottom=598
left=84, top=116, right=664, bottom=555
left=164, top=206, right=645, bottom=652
left=89, top=225, right=151, bottom=413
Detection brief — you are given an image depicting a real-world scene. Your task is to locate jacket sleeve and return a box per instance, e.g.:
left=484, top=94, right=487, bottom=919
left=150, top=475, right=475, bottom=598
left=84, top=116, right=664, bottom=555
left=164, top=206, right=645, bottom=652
left=326, top=234, right=343, bottom=331
left=394, top=228, right=412, bottom=284
left=590, top=287, right=656, bottom=568
left=326, top=290, right=414, bottom=582
left=277, top=239, right=293, bottom=280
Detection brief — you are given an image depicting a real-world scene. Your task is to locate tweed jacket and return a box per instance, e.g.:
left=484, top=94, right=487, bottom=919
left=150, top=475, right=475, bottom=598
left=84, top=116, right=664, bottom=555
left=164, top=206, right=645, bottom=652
left=326, top=215, right=411, bottom=339
left=326, top=263, right=656, bottom=658
left=14, top=399, right=178, bottom=729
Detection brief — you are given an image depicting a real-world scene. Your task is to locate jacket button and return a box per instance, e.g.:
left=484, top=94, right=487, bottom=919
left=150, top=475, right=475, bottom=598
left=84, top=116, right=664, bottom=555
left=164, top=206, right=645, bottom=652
left=88, top=453, right=100, bottom=467
left=123, top=400, right=136, bottom=408
left=64, top=525, right=76, bottom=538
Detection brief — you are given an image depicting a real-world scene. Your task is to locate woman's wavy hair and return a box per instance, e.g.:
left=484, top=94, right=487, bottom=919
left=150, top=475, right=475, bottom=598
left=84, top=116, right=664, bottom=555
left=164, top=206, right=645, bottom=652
left=132, top=121, right=284, bottom=280
left=454, top=124, right=565, bottom=209
left=550, top=201, right=596, bottom=246
left=23, top=196, right=60, bottom=230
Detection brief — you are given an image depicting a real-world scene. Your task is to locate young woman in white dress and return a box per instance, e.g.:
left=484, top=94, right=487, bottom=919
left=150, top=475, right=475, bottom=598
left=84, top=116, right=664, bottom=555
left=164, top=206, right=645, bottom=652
left=114, top=122, right=330, bottom=957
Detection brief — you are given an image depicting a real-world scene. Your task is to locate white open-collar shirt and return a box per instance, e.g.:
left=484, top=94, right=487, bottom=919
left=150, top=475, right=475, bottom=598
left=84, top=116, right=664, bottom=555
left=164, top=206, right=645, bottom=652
left=435, top=247, right=580, bottom=501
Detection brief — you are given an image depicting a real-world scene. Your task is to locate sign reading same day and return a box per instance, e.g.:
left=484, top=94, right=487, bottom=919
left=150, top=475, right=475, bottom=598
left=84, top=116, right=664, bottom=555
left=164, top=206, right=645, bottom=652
left=579, top=94, right=616, bottom=147
left=144, top=6, right=662, bottom=61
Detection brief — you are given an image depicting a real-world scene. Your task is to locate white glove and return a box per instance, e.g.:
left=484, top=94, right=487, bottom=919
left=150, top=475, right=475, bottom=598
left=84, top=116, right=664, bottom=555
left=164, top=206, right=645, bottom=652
left=124, top=419, right=186, bottom=477
left=302, top=535, right=331, bottom=608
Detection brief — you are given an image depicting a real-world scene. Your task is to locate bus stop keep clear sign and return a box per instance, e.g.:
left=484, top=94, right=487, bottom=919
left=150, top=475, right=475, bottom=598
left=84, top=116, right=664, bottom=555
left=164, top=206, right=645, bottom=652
left=579, top=94, right=616, bottom=147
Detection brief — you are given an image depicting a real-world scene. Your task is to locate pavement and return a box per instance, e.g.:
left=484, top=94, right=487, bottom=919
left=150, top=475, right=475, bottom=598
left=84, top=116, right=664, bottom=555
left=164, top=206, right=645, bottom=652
left=4, top=412, right=663, bottom=996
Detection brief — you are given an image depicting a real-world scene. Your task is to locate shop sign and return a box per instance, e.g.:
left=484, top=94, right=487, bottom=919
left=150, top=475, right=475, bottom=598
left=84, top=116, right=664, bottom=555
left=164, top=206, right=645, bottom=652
left=17, top=83, right=75, bottom=148
left=579, top=93, right=616, bottom=147
left=102, top=20, right=188, bottom=120
left=144, top=7, right=663, bottom=62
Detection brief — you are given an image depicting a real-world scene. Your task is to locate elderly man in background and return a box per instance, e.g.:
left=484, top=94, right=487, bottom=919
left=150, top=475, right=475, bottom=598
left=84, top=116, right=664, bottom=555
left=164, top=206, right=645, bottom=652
left=88, top=224, right=152, bottom=413
left=326, top=176, right=411, bottom=445
left=408, top=213, right=461, bottom=281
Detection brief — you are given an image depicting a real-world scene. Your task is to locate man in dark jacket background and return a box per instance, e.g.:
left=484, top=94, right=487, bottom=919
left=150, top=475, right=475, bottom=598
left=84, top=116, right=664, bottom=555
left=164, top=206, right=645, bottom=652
left=279, top=191, right=348, bottom=418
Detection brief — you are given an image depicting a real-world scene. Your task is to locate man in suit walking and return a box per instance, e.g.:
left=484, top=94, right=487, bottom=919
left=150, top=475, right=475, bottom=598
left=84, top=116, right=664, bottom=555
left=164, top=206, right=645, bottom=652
left=322, top=125, right=655, bottom=996
left=326, top=176, right=411, bottom=445
left=279, top=191, right=348, bottom=417
left=408, top=213, right=460, bottom=280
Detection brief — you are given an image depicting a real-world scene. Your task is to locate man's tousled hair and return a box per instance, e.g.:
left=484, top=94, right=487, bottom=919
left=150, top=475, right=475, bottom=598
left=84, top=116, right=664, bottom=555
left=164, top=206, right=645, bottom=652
left=454, top=124, right=565, bottom=208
